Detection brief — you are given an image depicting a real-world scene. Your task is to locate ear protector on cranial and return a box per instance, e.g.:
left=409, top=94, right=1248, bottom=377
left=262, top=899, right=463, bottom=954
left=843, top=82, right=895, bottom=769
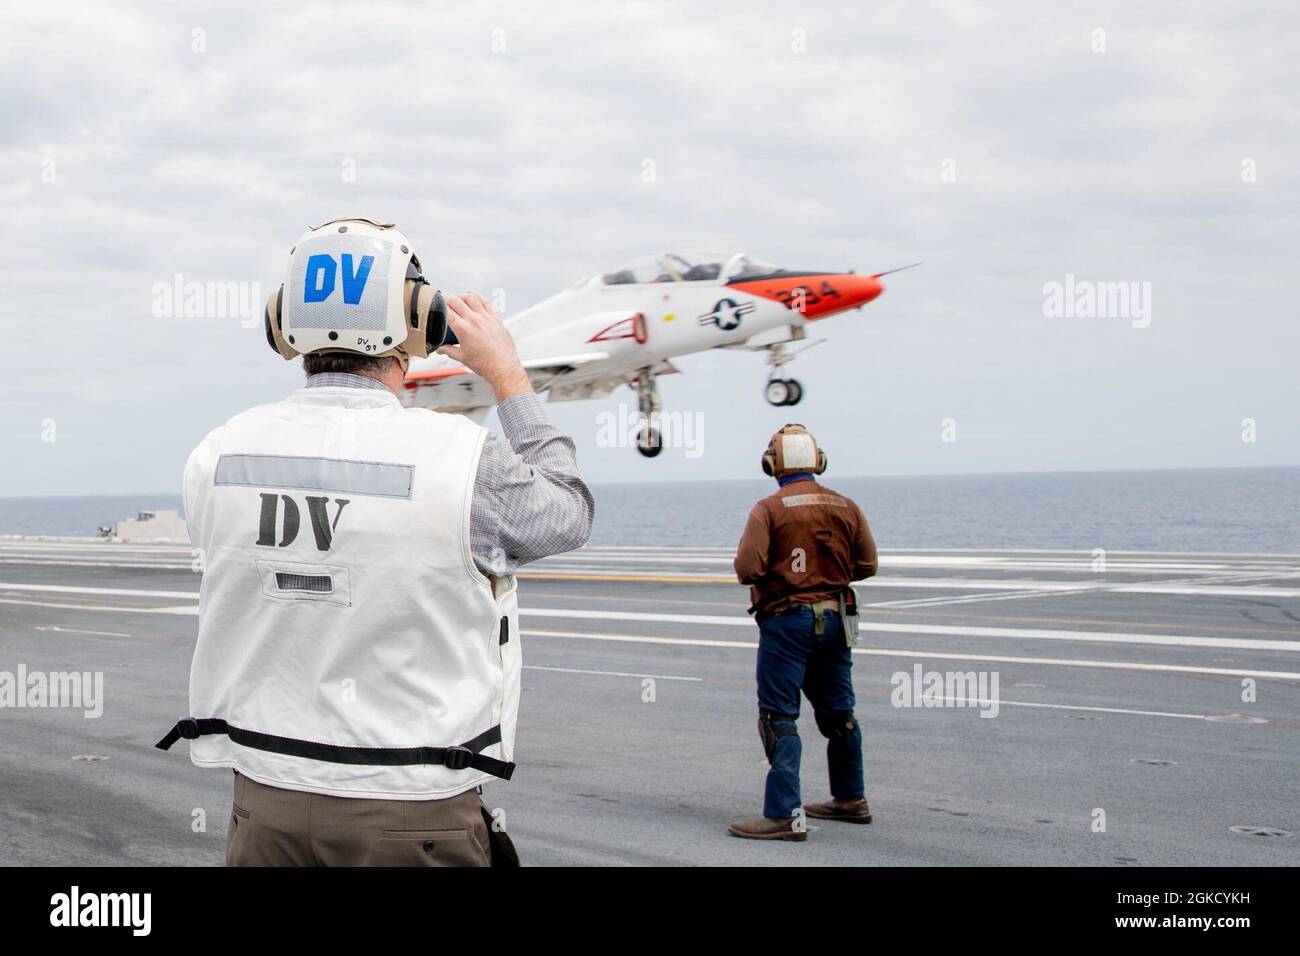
left=262, top=217, right=456, bottom=369
left=761, top=423, right=828, bottom=477
left=401, top=261, right=457, bottom=351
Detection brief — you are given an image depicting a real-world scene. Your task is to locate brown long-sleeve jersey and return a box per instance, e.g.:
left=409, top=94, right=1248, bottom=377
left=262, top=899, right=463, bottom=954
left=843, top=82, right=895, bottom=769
left=733, top=477, right=878, bottom=619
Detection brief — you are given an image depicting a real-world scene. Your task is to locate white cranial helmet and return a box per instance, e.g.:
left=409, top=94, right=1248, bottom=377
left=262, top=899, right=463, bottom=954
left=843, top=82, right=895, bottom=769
left=263, top=217, right=448, bottom=370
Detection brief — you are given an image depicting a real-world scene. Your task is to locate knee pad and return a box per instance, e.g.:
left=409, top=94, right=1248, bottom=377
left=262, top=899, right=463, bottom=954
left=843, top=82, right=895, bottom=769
left=758, top=710, right=799, bottom=762
left=815, top=709, right=857, bottom=739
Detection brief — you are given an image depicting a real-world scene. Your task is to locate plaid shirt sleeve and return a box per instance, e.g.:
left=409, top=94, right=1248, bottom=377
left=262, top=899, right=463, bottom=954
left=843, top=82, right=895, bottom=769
left=470, top=392, right=594, bottom=576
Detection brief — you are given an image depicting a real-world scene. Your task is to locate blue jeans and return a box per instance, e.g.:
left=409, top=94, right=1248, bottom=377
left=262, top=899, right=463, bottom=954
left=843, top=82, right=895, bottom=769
left=756, top=603, right=864, bottom=819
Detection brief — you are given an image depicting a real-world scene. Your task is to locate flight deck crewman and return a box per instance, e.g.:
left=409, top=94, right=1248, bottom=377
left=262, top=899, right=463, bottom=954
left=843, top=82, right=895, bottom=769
left=729, top=424, right=877, bottom=841
left=156, top=218, right=593, bottom=866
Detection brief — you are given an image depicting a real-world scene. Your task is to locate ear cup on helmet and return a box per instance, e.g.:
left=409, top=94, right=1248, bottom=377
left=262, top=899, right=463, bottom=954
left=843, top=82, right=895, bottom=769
left=815, top=450, right=828, bottom=474
left=263, top=293, right=276, bottom=353
left=761, top=444, right=776, bottom=477
left=403, top=280, right=456, bottom=357
left=400, top=279, right=432, bottom=359
left=427, top=289, right=454, bottom=349
left=406, top=277, right=425, bottom=328
left=264, top=285, right=293, bottom=359
left=263, top=285, right=280, bottom=353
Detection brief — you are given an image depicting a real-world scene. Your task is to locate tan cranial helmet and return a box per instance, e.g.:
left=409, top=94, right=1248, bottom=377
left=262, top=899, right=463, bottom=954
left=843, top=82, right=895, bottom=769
left=263, top=217, right=451, bottom=371
left=761, top=423, right=828, bottom=477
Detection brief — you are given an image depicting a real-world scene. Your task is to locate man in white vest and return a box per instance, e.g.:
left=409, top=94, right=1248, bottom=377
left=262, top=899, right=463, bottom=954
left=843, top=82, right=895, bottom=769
left=158, top=218, right=593, bottom=866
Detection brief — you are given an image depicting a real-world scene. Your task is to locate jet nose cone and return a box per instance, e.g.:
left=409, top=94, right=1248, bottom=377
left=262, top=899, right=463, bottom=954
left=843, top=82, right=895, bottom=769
left=726, top=271, right=884, bottom=319
left=841, top=274, right=884, bottom=307
left=802, top=274, right=882, bottom=319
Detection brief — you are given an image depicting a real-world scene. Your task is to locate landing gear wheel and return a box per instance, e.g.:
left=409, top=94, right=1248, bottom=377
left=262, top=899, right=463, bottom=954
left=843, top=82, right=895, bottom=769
left=636, top=427, right=663, bottom=458
left=765, top=379, right=791, bottom=406
left=784, top=379, right=803, bottom=406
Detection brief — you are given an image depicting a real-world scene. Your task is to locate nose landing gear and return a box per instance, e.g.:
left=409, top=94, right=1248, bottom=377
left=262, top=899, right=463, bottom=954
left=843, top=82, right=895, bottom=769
left=634, top=367, right=664, bottom=458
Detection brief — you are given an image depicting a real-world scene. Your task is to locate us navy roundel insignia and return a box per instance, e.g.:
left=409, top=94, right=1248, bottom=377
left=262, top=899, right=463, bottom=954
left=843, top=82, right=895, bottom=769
left=698, top=297, right=755, bottom=330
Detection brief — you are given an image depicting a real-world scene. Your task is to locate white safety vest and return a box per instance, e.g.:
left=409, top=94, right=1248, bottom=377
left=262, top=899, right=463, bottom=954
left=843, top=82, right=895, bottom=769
left=169, top=386, right=521, bottom=800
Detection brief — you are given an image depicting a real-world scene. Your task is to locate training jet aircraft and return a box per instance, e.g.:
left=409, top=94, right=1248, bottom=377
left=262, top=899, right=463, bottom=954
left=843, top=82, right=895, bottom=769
left=402, top=250, right=915, bottom=456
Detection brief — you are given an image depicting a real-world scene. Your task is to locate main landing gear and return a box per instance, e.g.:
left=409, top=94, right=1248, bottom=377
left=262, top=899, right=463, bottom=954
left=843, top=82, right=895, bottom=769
left=761, top=337, right=818, bottom=407
left=765, top=378, right=803, bottom=407
left=633, top=368, right=663, bottom=458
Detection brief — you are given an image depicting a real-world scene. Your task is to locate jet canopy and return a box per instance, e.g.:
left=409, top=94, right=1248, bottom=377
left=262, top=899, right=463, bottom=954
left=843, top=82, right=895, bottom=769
left=598, top=250, right=777, bottom=285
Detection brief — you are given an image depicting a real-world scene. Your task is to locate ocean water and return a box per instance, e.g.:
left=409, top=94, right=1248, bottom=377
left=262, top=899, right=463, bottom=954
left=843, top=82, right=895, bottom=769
left=1, top=468, right=1296, bottom=553
left=589, top=468, right=1300, bottom=553
left=0, top=494, right=187, bottom=539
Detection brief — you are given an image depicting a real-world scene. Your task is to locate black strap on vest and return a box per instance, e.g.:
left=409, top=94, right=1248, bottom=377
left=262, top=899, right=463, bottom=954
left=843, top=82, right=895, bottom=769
left=155, top=718, right=515, bottom=780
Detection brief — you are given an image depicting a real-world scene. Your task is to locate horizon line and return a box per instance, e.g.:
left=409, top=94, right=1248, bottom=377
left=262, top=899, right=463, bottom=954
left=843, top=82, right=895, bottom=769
left=2, top=462, right=1297, bottom=500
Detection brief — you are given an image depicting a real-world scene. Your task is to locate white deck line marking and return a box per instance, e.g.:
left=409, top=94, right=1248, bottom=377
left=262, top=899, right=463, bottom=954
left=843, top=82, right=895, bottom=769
left=861, top=575, right=1293, bottom=608
left=0, top=560, right=195, bottom=570
left=34, top=625, right=131, bottom=638
left=868, top=588, right=1094, bottom=608
left=525, top=570, right=1300, bottom=598
left=518, top=607, right=1300, bottom=652
left=862, top=621, right=1300, bottom=653
left=0, top=546, right=190, bottom=554
left=8, top=568, right=1300, bottom=598
left=8, top=545, right=1300, bottom=578
left=0, top=582, right=199, bottom=599
left=6, top=541, right=1300, bottom=562
left=931, top=696, right=1209, bottom=720
left=0, top=598, right=199, bottom=614
left=520, top=629, right=1300, bottom=680
left=524, top=664, right=701, bottom=681
left=532, top=558, right=1300, bottom=576
left=1113, top=583, right=1300, bottom=597
left=533, top=554, right=1300, bottom=574
left=0, top=550, right=186, bottom=557
left=5, top=593, right=1297, bottom=654
left=859, top=574, right=1300, bottom=608
left=525, top=672, right=1213, bottom=719
left=560, top=546, right=1300, bottom=559
left=4, top=594, right=1296, bottom=680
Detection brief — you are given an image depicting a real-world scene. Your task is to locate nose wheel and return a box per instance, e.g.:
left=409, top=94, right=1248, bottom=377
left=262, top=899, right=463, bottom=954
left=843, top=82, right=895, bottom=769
left=636, top=427, right=663, bottom=457
left=765, top=378, right=803, bottom=407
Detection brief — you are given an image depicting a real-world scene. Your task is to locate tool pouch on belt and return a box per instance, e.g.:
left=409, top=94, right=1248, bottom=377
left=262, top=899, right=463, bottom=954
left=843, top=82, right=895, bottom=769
left=481, top=805, right=520, bottom=867
left=841, top=586, right=860, bottom=647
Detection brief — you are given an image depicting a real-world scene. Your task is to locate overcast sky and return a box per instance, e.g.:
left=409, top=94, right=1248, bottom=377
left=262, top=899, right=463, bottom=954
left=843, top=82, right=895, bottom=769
left=1, top=0, right=1296, bottom=497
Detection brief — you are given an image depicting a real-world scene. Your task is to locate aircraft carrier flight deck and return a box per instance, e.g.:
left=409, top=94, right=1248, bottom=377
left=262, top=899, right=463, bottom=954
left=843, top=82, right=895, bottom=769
left=1, top=539, right=1296, bottom=866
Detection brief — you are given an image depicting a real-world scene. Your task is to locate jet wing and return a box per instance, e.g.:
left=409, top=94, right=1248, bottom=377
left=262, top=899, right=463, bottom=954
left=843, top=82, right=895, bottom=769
left=403, top=351, right=614, bottom=413
left=546, top=359, right=680, bottom=402
left=403, top=364, right=496, bottom=413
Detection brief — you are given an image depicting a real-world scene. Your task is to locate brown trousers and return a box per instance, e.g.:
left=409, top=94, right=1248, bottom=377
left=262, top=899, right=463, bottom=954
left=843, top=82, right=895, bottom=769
left=226, top=772, right=513, bottom=867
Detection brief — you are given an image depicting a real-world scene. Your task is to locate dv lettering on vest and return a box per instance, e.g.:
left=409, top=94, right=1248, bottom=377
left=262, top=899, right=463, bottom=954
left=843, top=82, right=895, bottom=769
left=255, top=493, right=350, bottom=551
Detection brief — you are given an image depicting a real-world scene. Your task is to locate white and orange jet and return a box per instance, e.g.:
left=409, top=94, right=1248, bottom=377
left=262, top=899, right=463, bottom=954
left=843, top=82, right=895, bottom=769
left=402, top=250, right=916, bottom=456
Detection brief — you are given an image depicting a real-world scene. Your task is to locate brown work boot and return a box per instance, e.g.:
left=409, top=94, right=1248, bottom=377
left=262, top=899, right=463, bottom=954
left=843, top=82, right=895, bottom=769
left=804, top=797, right=872, bottom=823
left=727, top=817, right=807, bottom=841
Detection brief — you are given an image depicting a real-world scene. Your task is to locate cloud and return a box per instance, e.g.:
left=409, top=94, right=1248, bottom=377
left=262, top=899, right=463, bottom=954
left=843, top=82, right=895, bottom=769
left=0, top=0, right=1297, bottom=496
